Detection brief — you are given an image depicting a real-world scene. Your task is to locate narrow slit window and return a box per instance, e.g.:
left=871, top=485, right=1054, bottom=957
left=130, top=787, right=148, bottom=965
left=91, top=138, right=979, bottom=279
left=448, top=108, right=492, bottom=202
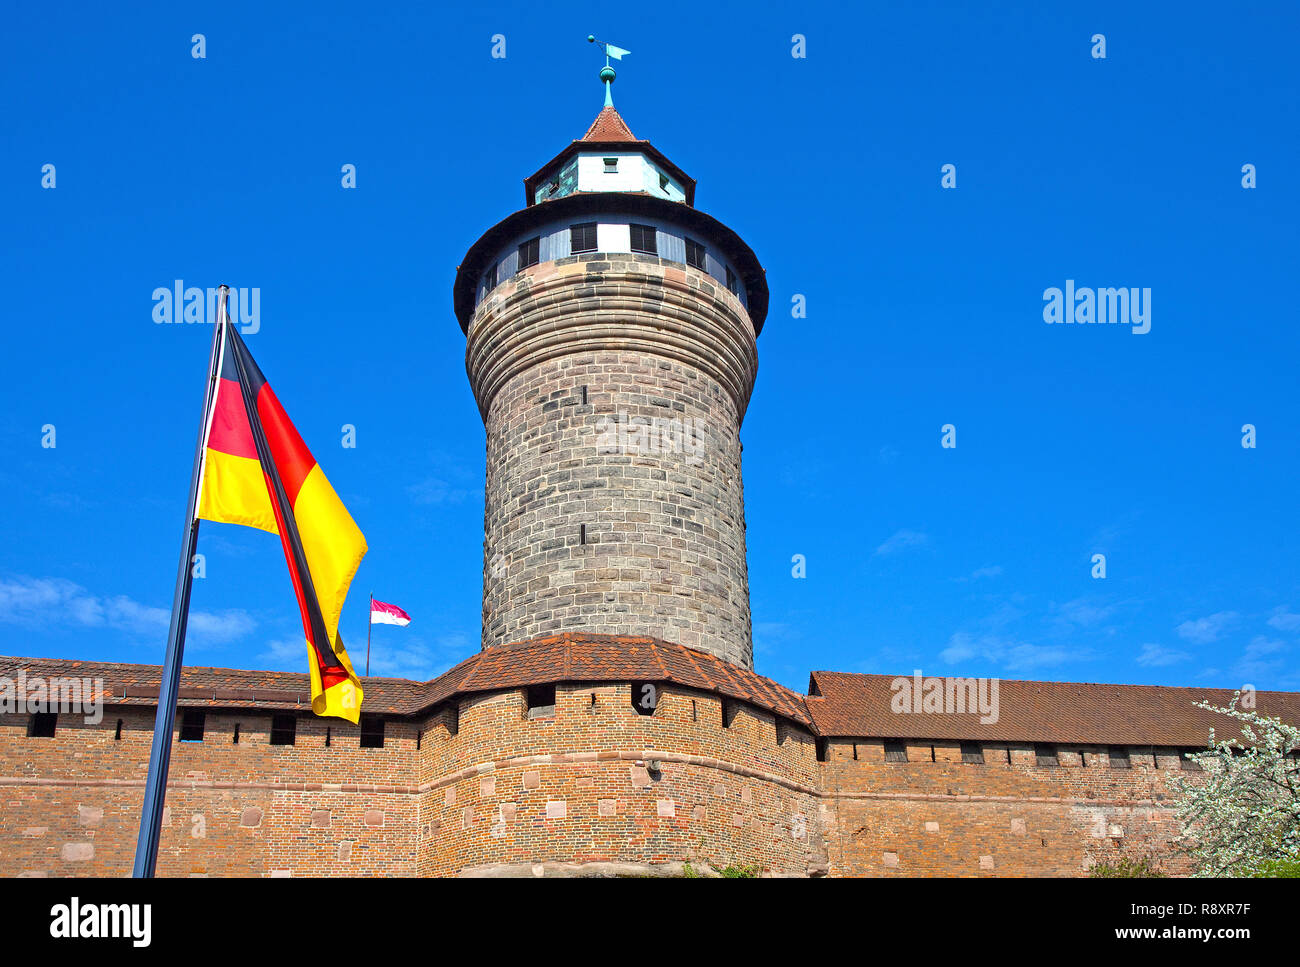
left=114, top=718, right=123, bottom=741
left=721, top=699, right=737, bottom=728
left=270, top=714, right=296, bottom=746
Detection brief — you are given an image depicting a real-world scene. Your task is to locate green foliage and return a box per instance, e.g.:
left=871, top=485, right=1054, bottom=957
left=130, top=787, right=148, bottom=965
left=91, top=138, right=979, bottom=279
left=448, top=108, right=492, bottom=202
left=1247, top=857, right=1300, bottom=878
left=682, top=862, right=759, bottom=878
left=1089, top=857, right=1167, bottom=878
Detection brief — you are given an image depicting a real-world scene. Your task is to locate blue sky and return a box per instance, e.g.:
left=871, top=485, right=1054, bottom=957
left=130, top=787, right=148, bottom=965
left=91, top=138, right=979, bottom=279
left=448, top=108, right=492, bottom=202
left=2, top=1, right=1297, bottom=695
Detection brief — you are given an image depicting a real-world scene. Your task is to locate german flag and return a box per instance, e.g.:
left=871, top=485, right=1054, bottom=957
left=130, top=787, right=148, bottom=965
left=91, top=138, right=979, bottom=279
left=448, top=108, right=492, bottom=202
left=196, top=316, right=367, bottom=722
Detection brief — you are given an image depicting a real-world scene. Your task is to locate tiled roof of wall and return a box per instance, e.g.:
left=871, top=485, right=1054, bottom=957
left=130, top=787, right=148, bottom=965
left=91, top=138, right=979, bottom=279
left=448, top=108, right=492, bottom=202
left=805, top=670, right=1300, bottom=746
left=5, top=644, right=1297, bottom=746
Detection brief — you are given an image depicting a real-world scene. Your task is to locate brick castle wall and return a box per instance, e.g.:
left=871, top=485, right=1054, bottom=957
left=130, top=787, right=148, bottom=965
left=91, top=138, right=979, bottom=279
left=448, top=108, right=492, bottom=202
left=819, top=739, right=1191, bottom=877
left=466, top=255, right=758, bottom=667
left=0, top=684, right=1202, bottom=877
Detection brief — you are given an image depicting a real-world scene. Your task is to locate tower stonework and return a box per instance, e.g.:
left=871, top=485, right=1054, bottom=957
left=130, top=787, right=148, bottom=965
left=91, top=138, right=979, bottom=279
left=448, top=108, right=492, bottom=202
left=455, top=103, right=769, bottom=668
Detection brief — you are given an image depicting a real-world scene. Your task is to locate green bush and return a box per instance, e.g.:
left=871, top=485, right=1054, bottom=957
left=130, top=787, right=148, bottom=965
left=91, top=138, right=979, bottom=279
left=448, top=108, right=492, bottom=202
left=1090, top=857, right=1167, bottom=878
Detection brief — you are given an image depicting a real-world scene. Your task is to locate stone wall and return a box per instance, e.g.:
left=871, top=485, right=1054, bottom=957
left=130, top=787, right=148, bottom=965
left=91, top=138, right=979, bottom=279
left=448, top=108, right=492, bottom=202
left=467, top=254, right=758, bottom=666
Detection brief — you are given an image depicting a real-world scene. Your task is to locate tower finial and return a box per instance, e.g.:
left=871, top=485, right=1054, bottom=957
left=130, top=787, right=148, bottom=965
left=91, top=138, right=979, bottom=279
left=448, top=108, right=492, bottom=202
left=587, top=35, right=630, bottom=108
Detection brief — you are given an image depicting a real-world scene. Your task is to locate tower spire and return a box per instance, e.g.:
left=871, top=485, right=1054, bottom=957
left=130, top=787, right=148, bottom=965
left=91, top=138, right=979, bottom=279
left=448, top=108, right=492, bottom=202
left=587, top=34, right=630, bottom=107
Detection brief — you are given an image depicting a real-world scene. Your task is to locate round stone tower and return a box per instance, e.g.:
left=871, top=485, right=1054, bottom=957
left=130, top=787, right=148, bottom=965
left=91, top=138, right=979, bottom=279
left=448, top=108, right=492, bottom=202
left=453, top=66, right=768, bottom=669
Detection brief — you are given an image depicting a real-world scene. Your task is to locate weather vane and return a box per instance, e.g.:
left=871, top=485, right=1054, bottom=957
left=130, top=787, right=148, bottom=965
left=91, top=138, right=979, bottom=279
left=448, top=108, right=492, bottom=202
left=587, top=35, right=630, bottom=107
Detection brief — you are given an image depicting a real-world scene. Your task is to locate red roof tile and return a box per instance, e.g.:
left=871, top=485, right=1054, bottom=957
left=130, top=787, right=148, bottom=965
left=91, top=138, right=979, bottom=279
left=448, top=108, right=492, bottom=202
left=806, top=670, right=1300, bottom=746
left=580, top=106, right=637, bottom=142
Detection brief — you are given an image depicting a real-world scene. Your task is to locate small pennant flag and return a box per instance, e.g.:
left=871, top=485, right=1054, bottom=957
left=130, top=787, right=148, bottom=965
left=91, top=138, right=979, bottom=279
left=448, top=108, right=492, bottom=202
left=196, top=316, right=367, bottom=723
left=370, top=599, right=411, bottom=627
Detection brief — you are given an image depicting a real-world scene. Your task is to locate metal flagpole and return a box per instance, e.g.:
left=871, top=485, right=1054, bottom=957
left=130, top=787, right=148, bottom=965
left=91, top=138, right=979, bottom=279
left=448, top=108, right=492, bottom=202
left=131, top=286, right=228, bottom=878
left=366, top=592, right=373, bottom=676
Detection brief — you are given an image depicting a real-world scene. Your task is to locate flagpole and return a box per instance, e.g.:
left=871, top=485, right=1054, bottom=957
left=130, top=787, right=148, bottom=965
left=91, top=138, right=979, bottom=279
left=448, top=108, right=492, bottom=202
left=366, top=591, right=372, bottom=676
left=131, top=286, right=228, bottom=878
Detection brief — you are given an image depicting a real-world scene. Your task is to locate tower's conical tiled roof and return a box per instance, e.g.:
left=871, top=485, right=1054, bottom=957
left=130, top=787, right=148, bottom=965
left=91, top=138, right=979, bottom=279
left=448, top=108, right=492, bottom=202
left=580, top=106, right=637, bottom=143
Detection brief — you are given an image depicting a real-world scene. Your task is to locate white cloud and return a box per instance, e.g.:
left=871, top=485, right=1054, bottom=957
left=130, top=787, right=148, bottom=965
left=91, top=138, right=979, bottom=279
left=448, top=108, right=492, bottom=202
left=1135, top=643, right=1190, bottom=667
left=0, top=575, right=254, bottom=645
left=406, top=477, right=471, bottom=506
left=874, top=529, right=928, bottom=557
left=1267, top=608, right=1300, bottom=633
left=1176, top=611, right=1239, bottom=644
left=940, top=631, right=1086, bottom=672
left=969, top=565, right=1003, bottom=580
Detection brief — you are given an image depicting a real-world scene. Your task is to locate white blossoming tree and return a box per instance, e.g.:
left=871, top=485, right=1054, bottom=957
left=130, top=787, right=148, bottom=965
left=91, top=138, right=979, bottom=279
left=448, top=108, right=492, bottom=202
left=1171, top=694, right=1300, bottom=877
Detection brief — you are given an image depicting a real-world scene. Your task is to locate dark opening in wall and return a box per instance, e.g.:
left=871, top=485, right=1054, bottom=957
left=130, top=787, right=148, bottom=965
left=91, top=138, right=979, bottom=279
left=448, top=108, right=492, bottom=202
left=526, top=684, right=556, bottom=718
left=691, top=699, right=697, bottom=722
left=325, top=727, right=331, bottom=748
left=447, top=703, right=459, bottom=737
left=631, top=681, right=658, bottom=716
left=579, top=523, right=587, bottom=545
left=816, top=739, right=828, bottom=762
left=113, top=718, right=123, bottom=741
left=580, top=385, right=588, bottom=405
left=416, top=730, right=422, bottom=750
left=1034, top=744, right=1059, bottom=767
left=852, top=742, right=858, bottom=761
left=270, top=714, right=296, bottom=746
left=884, top=739, right=908, bottom=763
left=233, top=723, right=241, bottom=745
left=1077, top=749, right=1089, bottom=767
left=179, top=709, right=205, bottom=742
left=360, top=715, right=385, bottom=749
left=721, top=699, right=737, bottom=728
left=961, top=741, right=984, bottom=764
left=1108, top=746, right=1131, bottom=769
left=28, top=712, right=56, bottom=738
left=1180, top=748, right=1204, bottom=771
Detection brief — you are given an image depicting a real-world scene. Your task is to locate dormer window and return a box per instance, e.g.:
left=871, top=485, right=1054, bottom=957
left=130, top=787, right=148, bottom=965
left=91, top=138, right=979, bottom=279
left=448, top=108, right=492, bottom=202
left=685, top=238, right=706, bottom=270
left=603, top=157, right=618, bottom=173
left=659, top=172, right=669, bottom=192
left=629, top=224, right=657, bottom=255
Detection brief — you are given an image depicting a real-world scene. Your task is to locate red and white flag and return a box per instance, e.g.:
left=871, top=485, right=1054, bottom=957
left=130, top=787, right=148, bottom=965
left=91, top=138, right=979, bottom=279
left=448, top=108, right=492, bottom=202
left=370, top=599, right=411, bottom=627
